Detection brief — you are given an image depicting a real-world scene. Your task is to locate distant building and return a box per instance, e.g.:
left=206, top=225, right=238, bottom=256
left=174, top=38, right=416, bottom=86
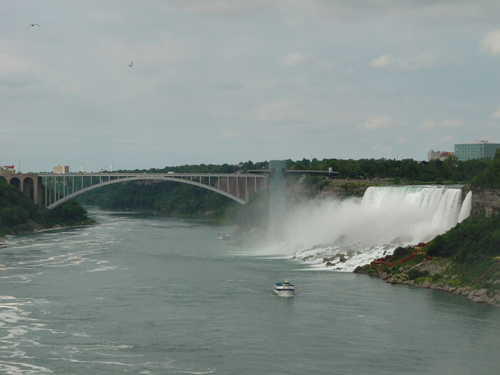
left=427, top=150, right=454, bottom=162
left=454, top=140, right=500, bottom=161
left=53, top=165, right=69, bottom=174
left=0, top=165, right=15, bottom=174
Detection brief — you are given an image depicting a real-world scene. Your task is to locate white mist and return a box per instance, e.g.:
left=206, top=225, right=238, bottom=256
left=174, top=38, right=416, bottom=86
left=261, top=186, right=471, bottom=272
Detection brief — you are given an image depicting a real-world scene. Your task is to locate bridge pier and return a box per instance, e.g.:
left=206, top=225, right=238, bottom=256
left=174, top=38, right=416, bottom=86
left=0, top=174, right=43, bottom=206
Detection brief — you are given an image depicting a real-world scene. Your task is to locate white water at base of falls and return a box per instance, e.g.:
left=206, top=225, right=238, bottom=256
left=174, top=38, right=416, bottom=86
left=261, top=186, right=471, bottom=272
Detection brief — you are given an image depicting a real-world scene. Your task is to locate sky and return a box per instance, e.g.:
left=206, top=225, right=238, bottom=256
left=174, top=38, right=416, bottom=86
left=2, top=0, right=500, bottom=173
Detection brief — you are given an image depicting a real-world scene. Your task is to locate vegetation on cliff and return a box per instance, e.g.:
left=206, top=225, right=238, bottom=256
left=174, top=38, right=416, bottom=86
left=426, top=215, right=500, bottom=263
left=0, top=179, right=94, bottom=237
left=471, top=149, right=500, bottom=189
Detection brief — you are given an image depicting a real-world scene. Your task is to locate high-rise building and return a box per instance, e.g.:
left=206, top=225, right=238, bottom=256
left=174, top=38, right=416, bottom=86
left=454, top=140, right=500, bottom=161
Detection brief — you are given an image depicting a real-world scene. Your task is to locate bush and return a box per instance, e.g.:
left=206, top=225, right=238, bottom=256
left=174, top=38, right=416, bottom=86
left=407, top=269, right=429, bottom=281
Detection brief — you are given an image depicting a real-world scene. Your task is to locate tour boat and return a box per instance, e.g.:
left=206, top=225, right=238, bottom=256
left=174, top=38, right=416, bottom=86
left=274, top=280, right=294, bottom=296
left=0, top=239, right=6, bottom=249
left=217, top=233, right=230, bottom=240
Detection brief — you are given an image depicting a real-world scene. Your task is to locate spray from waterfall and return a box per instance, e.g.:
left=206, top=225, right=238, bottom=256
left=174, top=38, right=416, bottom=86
left=258, top=186, right=471, bottom=271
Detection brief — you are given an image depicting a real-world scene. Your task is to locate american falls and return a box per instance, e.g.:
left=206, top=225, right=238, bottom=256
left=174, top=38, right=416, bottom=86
left=261, top=186, right=471, bottom=272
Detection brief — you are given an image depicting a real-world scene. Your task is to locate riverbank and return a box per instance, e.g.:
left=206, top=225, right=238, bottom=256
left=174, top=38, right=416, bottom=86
left=353, top=247, right=500, bottom=308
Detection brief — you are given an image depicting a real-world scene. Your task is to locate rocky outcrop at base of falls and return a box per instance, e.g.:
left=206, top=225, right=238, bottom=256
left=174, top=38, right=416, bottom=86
left=354, top=252, right=500, bottom=308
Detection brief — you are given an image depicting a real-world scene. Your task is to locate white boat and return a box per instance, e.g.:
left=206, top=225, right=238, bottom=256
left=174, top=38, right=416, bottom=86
left=274, top=280, right=294, bottom=296
left=217, top=233, right=230, bottom=240
left=0, top=239, right=6, bottom=249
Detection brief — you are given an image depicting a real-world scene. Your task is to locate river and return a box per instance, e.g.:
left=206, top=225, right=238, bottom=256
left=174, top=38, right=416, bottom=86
left=1, top=207, right=499, bottom=374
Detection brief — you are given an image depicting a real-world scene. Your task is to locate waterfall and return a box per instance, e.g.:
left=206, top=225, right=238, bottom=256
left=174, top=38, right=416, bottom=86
left=265, top=185, right=472, bottom=272
left=458, top=191, right=472, bottom=223
left=361, top=186, right=466, bottom=242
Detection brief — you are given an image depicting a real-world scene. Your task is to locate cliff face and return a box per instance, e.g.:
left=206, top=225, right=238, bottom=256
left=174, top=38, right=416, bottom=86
left=471, top=189, right=500, bottom=218
left=286, top=177, right=374, bottom=202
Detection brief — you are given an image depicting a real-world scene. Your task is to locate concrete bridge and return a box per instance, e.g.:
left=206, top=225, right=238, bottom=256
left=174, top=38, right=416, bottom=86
left=0, top=161, right=337, bottom=211
left=0, top=172, right=268, bottom=209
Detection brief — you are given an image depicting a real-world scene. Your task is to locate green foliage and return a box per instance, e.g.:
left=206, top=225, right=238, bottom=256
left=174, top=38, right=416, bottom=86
left=0, top=179, right=92, bottom=236
left=407, top=269, right=429, bottom=280
left=284, top=156, right=488, bottom=183
left=432, top=273, right=443, bottom=282
left=49, top=200, right=90, bottom=223
left=426, top=213, right=500, bottom=264
left=471, top=149, right=500, bottom=189
left=303, top=175, right=323, bottom=185
left=391, top=246, right=412, bottom=260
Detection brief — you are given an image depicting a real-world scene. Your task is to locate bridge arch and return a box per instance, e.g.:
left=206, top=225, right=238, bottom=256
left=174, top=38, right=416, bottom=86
left=9, top=177, right=21, bottom=190
left=45, top=175, right=250, bottom=210
left=23, top=177, right=35, bottom=199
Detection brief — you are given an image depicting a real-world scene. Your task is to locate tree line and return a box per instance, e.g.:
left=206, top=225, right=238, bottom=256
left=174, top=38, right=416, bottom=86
left=116, top=156, right=488, bottom=183
left=286, top=156, right=487, bottom=183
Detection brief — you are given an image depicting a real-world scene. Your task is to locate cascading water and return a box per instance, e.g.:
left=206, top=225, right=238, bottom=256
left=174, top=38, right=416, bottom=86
left=458, top=191, right=472, bottom=223
left=264, top=185, right=471, bottom=272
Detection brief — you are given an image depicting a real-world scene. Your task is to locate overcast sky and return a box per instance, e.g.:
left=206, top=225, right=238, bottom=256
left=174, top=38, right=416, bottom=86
left=2, top=0, right=500, bottom=172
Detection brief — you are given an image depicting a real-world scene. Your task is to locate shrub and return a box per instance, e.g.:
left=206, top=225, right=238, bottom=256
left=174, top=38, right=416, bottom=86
left=407, top=269, right=429, bottom=281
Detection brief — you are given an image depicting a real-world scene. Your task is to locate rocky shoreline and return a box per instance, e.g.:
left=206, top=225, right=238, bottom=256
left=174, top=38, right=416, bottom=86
left=354, top=257, right=500, bottom=308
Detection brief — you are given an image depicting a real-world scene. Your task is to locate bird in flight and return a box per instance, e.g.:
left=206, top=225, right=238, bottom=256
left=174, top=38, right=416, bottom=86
left=27, top=24, right=40, bottom=29
left=127, top=61, right=133, bottom=67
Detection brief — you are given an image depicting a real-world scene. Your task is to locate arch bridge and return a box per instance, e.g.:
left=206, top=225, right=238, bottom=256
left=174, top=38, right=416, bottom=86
left=0, top=172, right=268, bottom=210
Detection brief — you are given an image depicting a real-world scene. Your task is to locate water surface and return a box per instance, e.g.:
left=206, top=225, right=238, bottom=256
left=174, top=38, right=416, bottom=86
left=0, top=208, right=499, bottom=374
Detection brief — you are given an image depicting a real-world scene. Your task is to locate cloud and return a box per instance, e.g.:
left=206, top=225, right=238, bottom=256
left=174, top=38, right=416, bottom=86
left=277, top=52, right=308, bottom=68
left=420, top=119, right=436, bottom=129
left=440, top=135, right=453, bottom=142
left=175, top=0, right=273, bottom=14
left=369, top=53, right=439, bottom=71
left=87, top=11, right=125, bottom=24
left=0, top=52, right=33, bottom=87
left=493, top=109, right=500, bottom=118
left=397, top=137, right=409, bottom=143
left=256, top=99, right=296, bottom=122
left=372, top=145, right=393, bottom=152
left=442, top=119, right=464, bottom=127
left=369, top=55, right=396, bottom=69
left=0, top=53, right=31, bottom=75
left=418, top=119, right=463, bottom=130
left=221, top=131, right=245, bottom=139
left=360, top=116, right=394, bottom=130
left=480, top=29, right=500, bottom=56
